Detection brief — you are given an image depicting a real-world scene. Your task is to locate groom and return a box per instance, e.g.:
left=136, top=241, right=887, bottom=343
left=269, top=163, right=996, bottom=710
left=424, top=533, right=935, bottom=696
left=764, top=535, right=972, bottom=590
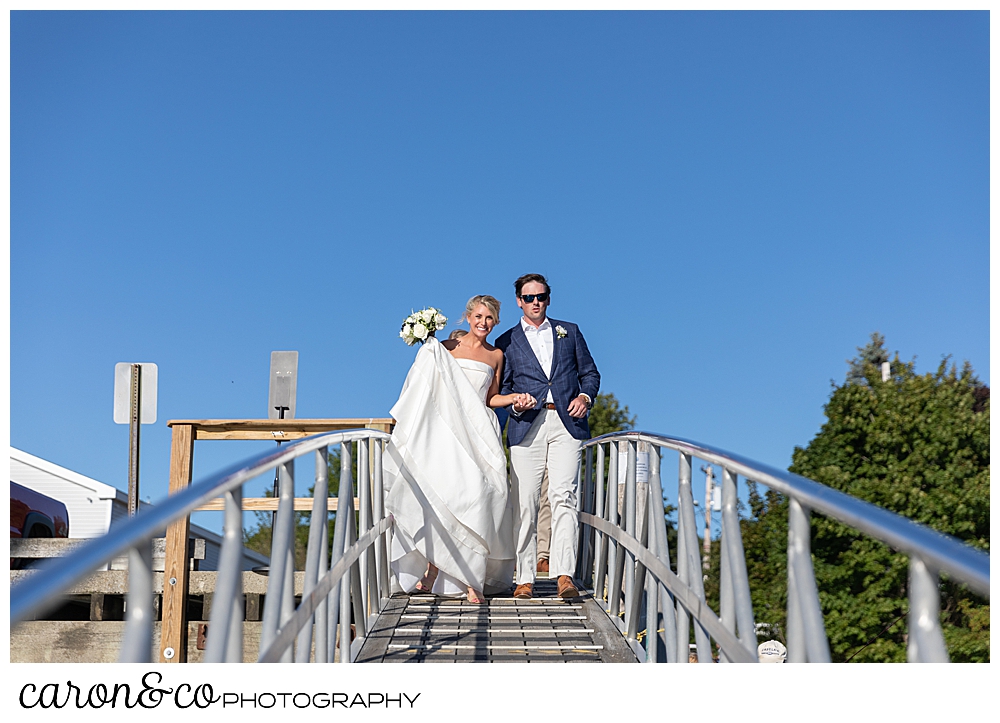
left=496, top=273, right=600, bottom=599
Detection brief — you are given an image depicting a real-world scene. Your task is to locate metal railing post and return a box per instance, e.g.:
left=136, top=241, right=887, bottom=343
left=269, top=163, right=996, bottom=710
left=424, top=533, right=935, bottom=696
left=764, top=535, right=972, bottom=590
left=357, top=438, right=372, bottom=618
left=325, top=445, right=350, bottom=663
left=206, top=484, right=244, bottom=663
left=348, top=506, right=366, bottom=640
left=296, top=448, right=329, bottom=662
left=592, top=443, right=607, bottom=598
left=787, top=498, right=831, bottom=663
left=260, top=460, right=295, bottom=662
left=606, top=444, right=623, bottom=617
left=645, top=563, right=658, bottom=662
left=577, top=445, right=594, bottom=582
left=677, top=452, right=713, bottom=662
left=638, top=475, right=656, bottom=661
left=314, top=449, right=330, bottom=663
left=372, top=440, right=389, bottom=604
left=624, top=441, right=642, bottom=641
left=623, top=440, right=638, bottom=640
left=718, top=505, right=734, bottom=662
left=119, top=539, right=153, bottom=663
left=721, top=468, right=757, bottom=658
left=342, top=442, right=366, bottom=645
left=907, top=557, right=949, bottom=663
left=675, top=455, right=690, bottom=663
left=279, top=461, right=297, bottom=661
left=338, top=441, right=354, bottom=662
left=647, top=447, right=678, bottom=662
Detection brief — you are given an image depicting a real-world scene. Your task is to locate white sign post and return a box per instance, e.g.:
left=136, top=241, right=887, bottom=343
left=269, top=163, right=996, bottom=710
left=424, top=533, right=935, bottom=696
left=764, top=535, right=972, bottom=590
left=114, top=363, right=158, bottom=516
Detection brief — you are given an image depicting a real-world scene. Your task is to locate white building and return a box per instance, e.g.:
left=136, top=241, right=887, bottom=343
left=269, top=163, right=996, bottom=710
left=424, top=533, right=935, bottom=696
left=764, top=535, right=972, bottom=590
left=9, top=446, right=268, bottom=570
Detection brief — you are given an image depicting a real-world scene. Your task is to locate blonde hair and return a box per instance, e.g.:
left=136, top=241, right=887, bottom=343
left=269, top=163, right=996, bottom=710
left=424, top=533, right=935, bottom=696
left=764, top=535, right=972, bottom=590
left=464, top=294, right=501, bottom=326
left=448, top=329, right=468, bottom=341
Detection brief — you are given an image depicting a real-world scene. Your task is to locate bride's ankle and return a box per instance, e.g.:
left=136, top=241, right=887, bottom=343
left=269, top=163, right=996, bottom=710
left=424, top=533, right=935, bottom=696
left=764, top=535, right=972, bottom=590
left=420, top=565, right=438, bottom=583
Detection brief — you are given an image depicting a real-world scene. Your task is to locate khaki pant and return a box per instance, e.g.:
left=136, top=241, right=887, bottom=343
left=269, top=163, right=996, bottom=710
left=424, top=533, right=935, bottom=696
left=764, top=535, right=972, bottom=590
left=509, top=409, right=582, bottom=584
left=539, top=462, right=649, bottom=563
left=537, top=470, right=551, bottom=562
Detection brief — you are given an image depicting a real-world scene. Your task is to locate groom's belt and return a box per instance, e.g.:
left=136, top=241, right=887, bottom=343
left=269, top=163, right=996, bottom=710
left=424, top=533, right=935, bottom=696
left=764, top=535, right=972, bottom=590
left=542, top=403, right=557, bottom=410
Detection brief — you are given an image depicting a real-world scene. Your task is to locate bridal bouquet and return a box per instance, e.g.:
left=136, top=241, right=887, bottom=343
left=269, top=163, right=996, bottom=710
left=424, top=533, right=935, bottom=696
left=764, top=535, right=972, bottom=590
left=400, top=307, right=448, bottom=346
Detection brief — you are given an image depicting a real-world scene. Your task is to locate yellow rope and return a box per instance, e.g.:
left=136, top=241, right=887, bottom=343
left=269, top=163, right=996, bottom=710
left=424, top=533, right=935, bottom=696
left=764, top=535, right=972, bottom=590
left=635, top=628, right=665, bottom=642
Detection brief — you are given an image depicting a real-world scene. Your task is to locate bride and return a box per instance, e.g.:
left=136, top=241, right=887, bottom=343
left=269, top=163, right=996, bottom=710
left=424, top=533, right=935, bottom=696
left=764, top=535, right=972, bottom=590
left=383, top=295, right=536, bottom=603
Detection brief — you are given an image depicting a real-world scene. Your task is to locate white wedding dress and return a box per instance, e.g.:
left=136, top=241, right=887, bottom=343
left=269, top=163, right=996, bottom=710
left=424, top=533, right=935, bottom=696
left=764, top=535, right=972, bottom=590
left=383, top=337, right=516, bottom=596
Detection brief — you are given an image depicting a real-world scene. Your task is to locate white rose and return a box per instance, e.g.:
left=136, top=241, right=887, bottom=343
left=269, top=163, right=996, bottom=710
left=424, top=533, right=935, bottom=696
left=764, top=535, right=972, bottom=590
left=419, top=309, right=432, bottom=323
left=413, top=323, right=428, bottom=340
left=399, top=327, right=409, bottom=339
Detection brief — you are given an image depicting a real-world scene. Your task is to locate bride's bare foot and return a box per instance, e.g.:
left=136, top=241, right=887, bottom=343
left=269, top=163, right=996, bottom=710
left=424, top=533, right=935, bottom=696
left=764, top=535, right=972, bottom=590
left=415, top=564, right=438, bottom=593
left=466, top=587, right=486, bottom=604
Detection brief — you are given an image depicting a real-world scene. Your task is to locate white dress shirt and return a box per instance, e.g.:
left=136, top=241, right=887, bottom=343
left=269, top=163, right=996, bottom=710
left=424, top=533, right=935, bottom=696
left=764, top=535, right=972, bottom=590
left=521, top=316, right=555, bottom=403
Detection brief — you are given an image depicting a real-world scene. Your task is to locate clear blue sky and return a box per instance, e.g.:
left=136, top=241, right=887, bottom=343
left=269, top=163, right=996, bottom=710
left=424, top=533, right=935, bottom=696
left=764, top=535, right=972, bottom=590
left=10, top=11, right=989, bottom=533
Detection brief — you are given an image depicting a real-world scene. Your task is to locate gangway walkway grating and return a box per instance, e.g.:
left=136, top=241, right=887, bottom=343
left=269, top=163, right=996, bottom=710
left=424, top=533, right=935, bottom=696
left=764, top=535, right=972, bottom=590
left=356, top=577, right=638, bottom=663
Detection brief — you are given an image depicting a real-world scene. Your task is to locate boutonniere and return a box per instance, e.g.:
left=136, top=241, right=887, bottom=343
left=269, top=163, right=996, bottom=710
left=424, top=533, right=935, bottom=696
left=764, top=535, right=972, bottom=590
left=555, top=325, right=568, bottom=339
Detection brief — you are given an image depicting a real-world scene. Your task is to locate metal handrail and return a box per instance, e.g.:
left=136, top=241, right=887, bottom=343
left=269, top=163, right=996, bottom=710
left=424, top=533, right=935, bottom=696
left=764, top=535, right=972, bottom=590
left=13, top=425, right=987, bottom=664
left=578, top=431, right=990, bottom=664
left=258, top=515, right=393, bottom=663
left=589, top=431, right=989, bottom=594
left=11, top=429, right=394, bottom=664
left=581, top=512, right=756, bottom=663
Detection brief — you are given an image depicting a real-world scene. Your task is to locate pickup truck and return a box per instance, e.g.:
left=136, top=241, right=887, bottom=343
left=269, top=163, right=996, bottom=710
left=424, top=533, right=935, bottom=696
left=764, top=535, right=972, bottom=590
left=10, top=481, right=69, bottom=539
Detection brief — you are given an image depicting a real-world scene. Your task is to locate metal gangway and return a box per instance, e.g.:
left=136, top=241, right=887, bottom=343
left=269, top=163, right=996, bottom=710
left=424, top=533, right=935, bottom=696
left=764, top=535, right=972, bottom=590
left=11, top=427, right=990, bottom=663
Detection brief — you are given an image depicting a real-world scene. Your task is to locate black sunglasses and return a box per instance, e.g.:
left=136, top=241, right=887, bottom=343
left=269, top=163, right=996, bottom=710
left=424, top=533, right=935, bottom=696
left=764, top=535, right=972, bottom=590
left=520, top=293, right=549, bottom=303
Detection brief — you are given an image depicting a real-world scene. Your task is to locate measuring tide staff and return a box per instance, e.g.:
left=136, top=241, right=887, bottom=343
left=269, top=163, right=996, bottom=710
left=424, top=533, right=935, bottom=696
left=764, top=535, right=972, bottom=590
left=113, top=362, right=158, bottom=517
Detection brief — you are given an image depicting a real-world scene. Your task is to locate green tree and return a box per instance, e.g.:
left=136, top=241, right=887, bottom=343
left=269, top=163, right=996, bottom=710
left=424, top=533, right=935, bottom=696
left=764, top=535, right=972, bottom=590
left=737, top=335, right=989, bottom=661
left=846, top=331, right=890, bottom=386
left=588, top=392, right=637, bottom=437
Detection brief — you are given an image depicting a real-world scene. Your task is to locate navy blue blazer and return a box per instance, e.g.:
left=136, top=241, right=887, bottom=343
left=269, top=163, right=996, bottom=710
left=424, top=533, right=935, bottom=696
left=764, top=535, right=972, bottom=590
left=496, top=318, right=600, bottom=446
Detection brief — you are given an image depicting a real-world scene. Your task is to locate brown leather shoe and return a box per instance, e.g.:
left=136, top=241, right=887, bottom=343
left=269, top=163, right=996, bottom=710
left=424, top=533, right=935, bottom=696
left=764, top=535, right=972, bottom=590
left=536, top=558, right=549, bottom=574
left=557, top=576, right=580, bottom=599
left=513, top=583, right=533, bottom=600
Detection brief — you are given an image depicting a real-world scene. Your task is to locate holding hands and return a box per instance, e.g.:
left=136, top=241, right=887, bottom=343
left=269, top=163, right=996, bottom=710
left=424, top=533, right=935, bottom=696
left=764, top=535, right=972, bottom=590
left=505, top=393, right=588, bottom=416
left=511, top=393, right=537, bottom=413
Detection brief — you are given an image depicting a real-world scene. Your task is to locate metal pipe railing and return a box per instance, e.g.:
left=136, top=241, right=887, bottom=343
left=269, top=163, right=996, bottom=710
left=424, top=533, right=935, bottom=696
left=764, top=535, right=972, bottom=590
left=11, top=429, right=393, bottom=664
left=204, top=484, right=244, bottom=663
left=14, top=424, right=987, bottom=665
left=295, top=447, right=329, bottom=663
left=581, top=431, right=990, bottom=664
left=648, top=449, right=678, bottom=662
left=677, top=451, right=713, bottom=662
left=118, top=541, right=153, bottom=663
